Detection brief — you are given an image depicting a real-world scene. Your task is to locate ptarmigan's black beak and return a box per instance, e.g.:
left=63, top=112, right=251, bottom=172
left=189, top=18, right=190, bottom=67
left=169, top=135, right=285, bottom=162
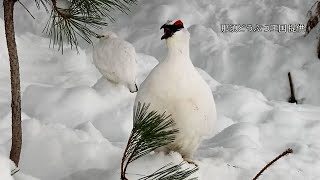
left=160, top=23, right=184, bottom=40
left=160, top=24, right=174, bottom=40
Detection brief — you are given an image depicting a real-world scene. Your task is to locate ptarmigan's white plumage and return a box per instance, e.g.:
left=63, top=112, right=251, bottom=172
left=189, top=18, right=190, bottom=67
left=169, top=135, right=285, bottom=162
left=93, top=31, right=138, bottom=93
left=134, top=20, right=216, bottom=161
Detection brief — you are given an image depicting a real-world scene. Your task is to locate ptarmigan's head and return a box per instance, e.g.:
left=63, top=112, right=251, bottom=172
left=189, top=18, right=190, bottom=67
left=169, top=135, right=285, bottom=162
left=96, top=31, right=118, bottom=40
left=160, top=20, right=185, bottom=40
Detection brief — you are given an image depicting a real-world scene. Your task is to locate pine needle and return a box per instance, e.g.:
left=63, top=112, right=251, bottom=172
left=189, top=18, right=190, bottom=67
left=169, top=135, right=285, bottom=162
left=11, top=168, right=20, bottom=176
left=18, top=0, right=35, bottom=19
left=138, top=162, right=198, bottom=180
left=35, top=0, right=137, bottom=52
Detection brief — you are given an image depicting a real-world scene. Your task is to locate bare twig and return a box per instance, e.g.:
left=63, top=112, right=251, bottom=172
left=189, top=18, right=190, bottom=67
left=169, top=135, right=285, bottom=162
left=288, top=72, right=297, bottom=104
left=252, top=148, right=293, bottom=180
left=317, top=37, right=320, bottom=59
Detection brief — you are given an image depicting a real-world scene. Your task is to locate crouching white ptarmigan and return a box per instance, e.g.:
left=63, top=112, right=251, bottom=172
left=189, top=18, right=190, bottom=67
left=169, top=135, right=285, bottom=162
left=93, top=31, right=138, bottom=93
left=134, top=20, right=216, bottom=163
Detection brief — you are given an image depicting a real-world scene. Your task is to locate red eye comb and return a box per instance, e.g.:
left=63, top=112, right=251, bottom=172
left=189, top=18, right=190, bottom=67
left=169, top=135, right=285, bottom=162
left=174, top=20, right=184, bottom=26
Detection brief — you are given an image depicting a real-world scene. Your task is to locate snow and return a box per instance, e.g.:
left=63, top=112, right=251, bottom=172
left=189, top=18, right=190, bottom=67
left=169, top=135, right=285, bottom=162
left=22, top=85, right=108, bottom=128
left=1, top=0, right=320, bottom=180
left=0, top=154, right=14, bottom=180
left=19, top=119, right=121, bottom=180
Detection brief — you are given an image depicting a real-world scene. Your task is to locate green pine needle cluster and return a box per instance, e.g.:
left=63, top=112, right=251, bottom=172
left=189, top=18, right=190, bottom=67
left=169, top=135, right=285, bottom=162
left=34, top=0, right=137, bottom=52
left=121, top=102, right=198, bottom=180
left=138, top=162, right=198, bottom=180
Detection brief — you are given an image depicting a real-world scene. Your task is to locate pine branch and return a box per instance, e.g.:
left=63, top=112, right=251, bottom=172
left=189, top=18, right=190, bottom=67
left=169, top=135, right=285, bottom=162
left=121, top=102, right=198, bottom=180
left=35, top=0, right=137, bottom=52
left=121, top=102, right=177, bottom=178
left=252, top=148, right=293, bottom=180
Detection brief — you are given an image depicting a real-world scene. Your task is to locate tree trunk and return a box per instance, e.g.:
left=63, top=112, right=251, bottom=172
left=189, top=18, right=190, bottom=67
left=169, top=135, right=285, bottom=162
left=3, top=0, right=22, bottom=166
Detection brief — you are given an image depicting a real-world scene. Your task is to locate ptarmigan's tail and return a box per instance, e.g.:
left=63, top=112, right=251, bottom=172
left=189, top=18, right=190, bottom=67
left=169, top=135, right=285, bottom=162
left=128, top=83, right=138, bottom=93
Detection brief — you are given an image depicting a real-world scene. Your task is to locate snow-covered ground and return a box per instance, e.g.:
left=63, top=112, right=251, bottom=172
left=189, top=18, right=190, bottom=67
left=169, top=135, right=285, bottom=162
left=1, top=0, right=320, bottom=179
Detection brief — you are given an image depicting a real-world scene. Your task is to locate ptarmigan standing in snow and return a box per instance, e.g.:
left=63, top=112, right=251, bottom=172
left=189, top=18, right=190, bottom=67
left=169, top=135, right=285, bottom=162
left=93, top=31, right=138, bottom=93
left=134, top=20, right=216, bottom=162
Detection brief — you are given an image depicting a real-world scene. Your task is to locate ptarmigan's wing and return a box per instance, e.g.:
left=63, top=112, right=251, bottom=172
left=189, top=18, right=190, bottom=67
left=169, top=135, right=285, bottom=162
left=93, top=38, right=137, bottom=84
left=114, top=40, right=137, bottom=84
left=93, top=39, right=118, bottom=82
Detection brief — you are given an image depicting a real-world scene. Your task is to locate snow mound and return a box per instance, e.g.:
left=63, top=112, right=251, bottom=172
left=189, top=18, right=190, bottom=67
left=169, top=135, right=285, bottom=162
left=213, top=84, right=272, bottom=123
left=207, top=122, right=261, bottom=149
left=20, top=119, right=121, bottom=180
left=22, top=85, right=107, bottom=127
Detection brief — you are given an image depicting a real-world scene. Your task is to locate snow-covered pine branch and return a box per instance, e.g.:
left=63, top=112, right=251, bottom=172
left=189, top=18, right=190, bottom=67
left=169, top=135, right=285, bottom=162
left=121, top=102, right=198, bottom=180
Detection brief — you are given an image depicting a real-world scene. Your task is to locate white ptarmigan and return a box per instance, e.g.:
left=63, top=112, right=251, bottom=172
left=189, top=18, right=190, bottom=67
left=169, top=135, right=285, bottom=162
left=93, top=31, right=138, bottom=93
left=134, top=20, right=216, bottom=162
